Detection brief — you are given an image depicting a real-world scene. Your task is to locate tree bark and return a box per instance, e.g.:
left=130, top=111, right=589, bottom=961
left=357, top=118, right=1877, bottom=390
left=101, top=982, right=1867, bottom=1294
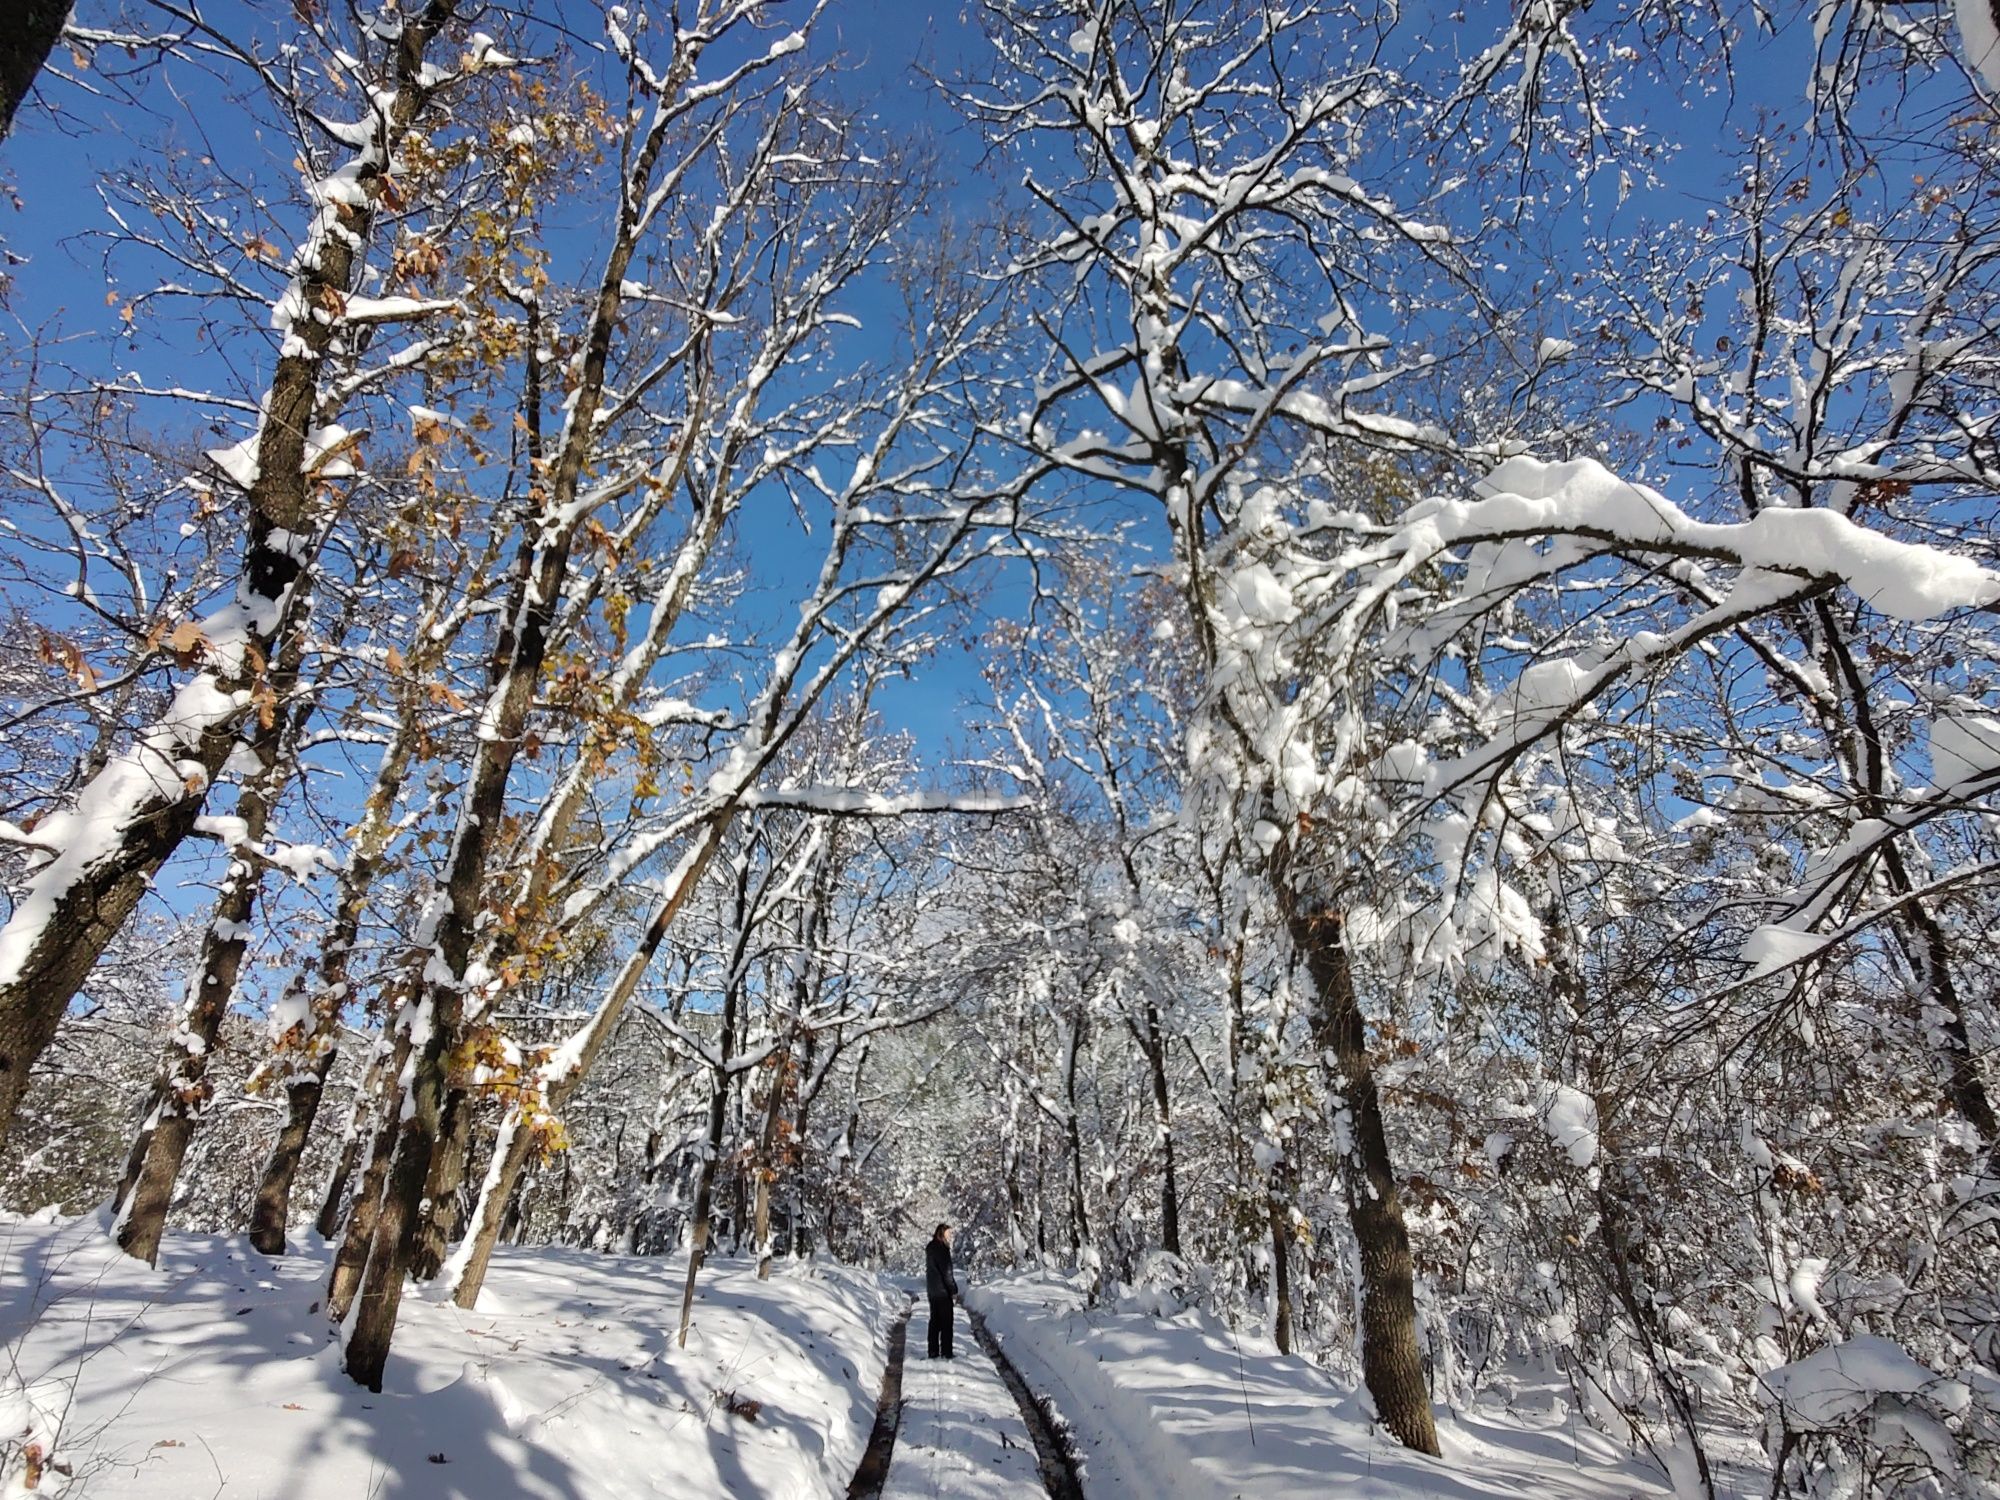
left=443, top=1107, right=536, bottom=1305
left=254, top=1062, right=332, bottom=1252
left=1140, top=1000, right=1181, bottom=1258
left=676, top=1046, right=736, bottom=1346
left=341, top=979, right=460, bottom=1386
left=1062, top=1007, right=1093, bottom=1273
left=313, top=1031, right=396, bottom=1241
left=325, top=1025, right=412, bottom=1323
left=787, top=1029, right=818, bottom=1259
left=0, top=0, right=69, bottom=140
left=751, top=1044, right=791, bottom=1279
left=409, top=1088, right=477, bottom=1281
left=675, top=875, right=749, bottom=1345
left=1268, top=1190, right=1295, bottom=1356
left=1002, top=1082, right=1029, bottom=1263
left=1279, top=894, right=1439, bottom=1456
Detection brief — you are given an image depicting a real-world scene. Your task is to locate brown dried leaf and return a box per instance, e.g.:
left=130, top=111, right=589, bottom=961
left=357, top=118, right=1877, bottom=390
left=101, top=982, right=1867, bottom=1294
left=252, top=679, right=278, bottom=731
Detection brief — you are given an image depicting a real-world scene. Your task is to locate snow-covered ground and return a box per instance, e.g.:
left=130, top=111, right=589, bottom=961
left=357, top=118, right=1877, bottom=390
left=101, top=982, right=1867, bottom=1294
left=0, top=1212, right=896, bottom=1498
left=965, top=1275, right=1670, bottom=1500
left=881, top=1304, right=1044, bottom=1499
left=0, top=1216, right=1697, bottom=1500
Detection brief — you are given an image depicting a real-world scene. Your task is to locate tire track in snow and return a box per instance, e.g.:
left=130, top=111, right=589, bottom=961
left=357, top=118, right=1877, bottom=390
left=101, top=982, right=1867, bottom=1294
left=966, top=1304, right=1086, bottom=1500
left=845, top=1294, right=912, bottom=1499
left=964, top=1287, right=1206, bottom=1500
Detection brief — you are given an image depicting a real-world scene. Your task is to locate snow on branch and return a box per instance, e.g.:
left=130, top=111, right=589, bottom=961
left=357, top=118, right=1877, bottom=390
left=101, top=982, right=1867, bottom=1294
left=1435, top=457, right=2000, bottom=624
left=740, top=788, right=1026, bottom=817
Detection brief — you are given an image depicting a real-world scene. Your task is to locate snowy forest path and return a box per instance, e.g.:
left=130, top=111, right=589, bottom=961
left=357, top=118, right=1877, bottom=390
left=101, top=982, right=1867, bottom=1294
left=846, top=1284, right=1083, bottom=1500
left=873, top=1291, right=1045, bottom=1499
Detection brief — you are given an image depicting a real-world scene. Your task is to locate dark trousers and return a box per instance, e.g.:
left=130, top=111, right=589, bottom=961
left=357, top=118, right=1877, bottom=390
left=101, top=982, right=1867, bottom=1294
left=926, top=1295, right=954, bottom=1358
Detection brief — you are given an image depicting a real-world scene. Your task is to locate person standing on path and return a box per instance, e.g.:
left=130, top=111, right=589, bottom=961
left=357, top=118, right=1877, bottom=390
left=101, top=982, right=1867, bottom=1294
left=924, top=1222, right=957, bottom=1359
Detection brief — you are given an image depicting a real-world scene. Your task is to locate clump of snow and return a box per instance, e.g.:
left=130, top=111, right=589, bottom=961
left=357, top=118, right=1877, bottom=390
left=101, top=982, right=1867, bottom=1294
left=1957, top=0, right=2000, bottom=92
left=1537, top=1082, right=1599, bottom=1169
left=265, top=986, right=312, bottom=1039
left=206, top=435, right=261, bottom=489
left=303, top=424, right=357, bottom=478
left=1760, top=1336, right=1960, bottom=1427
left=266, top=842, right=334, bottom=881
left=1930, top=714, right=2000, bottom=790
left=1741, top=923, right=1824, bottom=980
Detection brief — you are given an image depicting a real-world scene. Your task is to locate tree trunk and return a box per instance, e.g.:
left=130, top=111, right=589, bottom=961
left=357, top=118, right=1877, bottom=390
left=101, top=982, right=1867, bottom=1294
left=444, top=1109, right=535, bottom=1307
left=254, top=1063, right=331, bottom=1253
left=500, top=1176, right=528, bottom=1244
left=342, top=985, right=458, bottom=1388
left=1268, top=1184, right=1295, bottom=1357
left=118, top=634, right=312, bottom=1265
left=1140, top=1000, right=1181, bottom=1257
left=325, top=1027, right=412, bottom=1323
left=675, top=873, right=749, bottom=1347
left=1001, top=1082, right=1029, bottom=1263
left=341, top=464, right=569, bottom=1384
left=751, top=1049, right=788, bottom=1279
left=341, top=40, right=705, bottom=1383
left=0, top=1, right=70, bottom=139
left=409, top=1088, right=477, bottom=1281
left=315, top=1105, right=363, bottom=1241
left=250, top=439, right=478, bottom=1257
left=1598, top=1175, right=1717, bottom=1500
left=0, top=848, right=159, bottom=1165
left=1280, top=895, right=1439, bottom=1456
left=787, top=1030, right=817, bottom=1259
left=676, top=1060, right=734, bottom=1347
left=314, top=1032, right=396, bottom=1241
left=446, top=814, right=733, bottom=1310
left=1809, top=604, right=1998, bottom=1149
left=1034, top=1115, right=1050, bottom=1260
left=1062, top=1008, right=1092, bottom=1273
left=250, top=758, right=408, bottom=1253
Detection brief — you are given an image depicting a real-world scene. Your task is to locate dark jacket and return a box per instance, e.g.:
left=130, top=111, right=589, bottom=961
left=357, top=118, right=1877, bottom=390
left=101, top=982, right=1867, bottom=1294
left=925, top=1236, right=957, bottom=1300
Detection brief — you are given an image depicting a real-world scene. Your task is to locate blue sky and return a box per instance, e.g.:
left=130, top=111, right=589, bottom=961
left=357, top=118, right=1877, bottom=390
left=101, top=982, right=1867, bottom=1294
left=0, top=0, right=1950, bottom=782
left=0, top=1, right=1027, bottom=768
